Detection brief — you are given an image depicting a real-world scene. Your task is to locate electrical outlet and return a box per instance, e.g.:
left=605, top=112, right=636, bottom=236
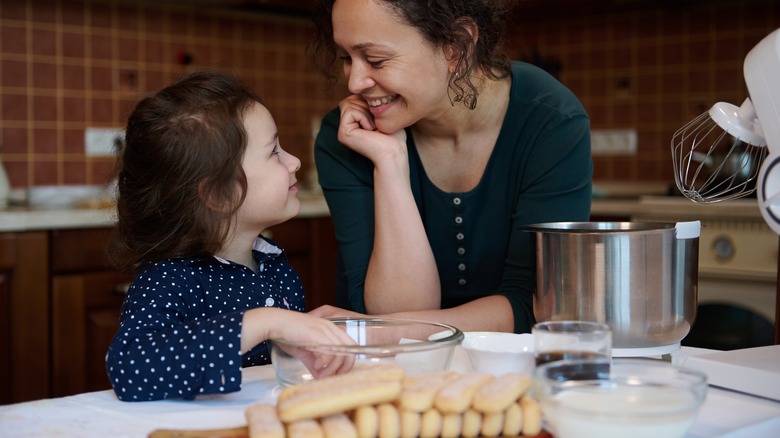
left=85, top=127, right=124, bottom=156
left=591, top=129, right=637, bottom=155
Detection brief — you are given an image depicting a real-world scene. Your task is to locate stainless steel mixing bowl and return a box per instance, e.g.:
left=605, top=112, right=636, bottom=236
left=526, top=221, right=700, bottom=349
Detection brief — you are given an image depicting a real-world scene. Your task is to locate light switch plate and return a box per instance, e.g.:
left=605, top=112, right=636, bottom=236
left=591, top=129, right=637, bottom=155
left=85, top=127, right=124, bottom=156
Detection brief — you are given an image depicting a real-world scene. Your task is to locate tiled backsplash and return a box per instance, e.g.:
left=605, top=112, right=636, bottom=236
left=0, top=0, right=343, bottom=188
left=507, top=0, right=778, bottom=182
left=0, top=0, right=778, bottom=188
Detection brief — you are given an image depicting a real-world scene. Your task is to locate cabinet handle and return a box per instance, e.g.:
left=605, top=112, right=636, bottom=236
left=115, top=282, right=130, bottom=295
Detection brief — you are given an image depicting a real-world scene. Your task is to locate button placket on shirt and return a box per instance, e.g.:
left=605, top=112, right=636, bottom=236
left=452, top=196, right=468, bottom=288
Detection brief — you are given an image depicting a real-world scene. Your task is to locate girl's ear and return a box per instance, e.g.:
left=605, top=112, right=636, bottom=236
left=447, top=17, right=479, bottom=75
left=198, top=178, right=230, bottom=212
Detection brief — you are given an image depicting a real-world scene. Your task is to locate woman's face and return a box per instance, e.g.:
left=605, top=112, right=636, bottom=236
left=237, top=102, right=301, bottom=232
left=332, top=0, right=453, bottom=133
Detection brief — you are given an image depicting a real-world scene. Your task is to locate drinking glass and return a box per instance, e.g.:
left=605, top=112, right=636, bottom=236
left=532, top=320, right=612, bottom=366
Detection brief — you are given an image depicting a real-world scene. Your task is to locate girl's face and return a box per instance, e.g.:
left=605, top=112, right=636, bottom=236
left=332, top=0, right=453, bottom=133
left=237, top=102, right=301, bottom=232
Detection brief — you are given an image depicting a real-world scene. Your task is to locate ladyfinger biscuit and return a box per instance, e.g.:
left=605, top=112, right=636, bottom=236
left=287, top=418, right=324, bottom=438
left=376, top=403, right=400, bottom=438
left=439, top=413, right=462, bottom=438
left=433, top=373, right=494, bottom=414
left=520, top=395, right=542, bottom=436
left=279, top=363, right=405, bottom=403
left=320, top=413, right=358, bottom=438
left=471, top=373, right=531, bottom=413
left=480, top=411, right=504, bottom=437
left=353, top=405, right=378, bottom=438
left=418, top=408, right=442, bottom=438
left=460, top=409, right=482, bottom=438
left=399, top=410, right=421, bottom=438
left=399, top=371, right=459, bottom=412
left=278, top=378, right=402, bottom=423
left=502, top=402, right=523, bottom=437
left=245, top=403, right=284, bottom=438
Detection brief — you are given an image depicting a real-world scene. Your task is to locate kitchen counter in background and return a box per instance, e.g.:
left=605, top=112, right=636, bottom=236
left=0, top=189, right=767, bottom=233
left=0, top=192, right=331, bottom=232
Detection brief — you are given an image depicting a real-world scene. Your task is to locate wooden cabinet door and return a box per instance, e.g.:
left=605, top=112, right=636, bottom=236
left=0, top=267, right=10, bottom=404
left=308, top=217, right=338, bottom=310
left=265, top=217, right=338, bottom=311
left=51, top=271, right=131, bottom=397
left=0, top=232, right=49, bottom=404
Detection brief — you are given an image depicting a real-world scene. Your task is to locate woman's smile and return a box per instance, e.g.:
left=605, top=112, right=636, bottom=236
left=366, top=94, right=399, bottom=116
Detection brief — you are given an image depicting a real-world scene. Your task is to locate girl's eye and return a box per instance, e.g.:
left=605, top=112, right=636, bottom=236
left=367, top=60, right=384, bottom=68
left=339, top=54, right=352, bottom=65
left=272, top=144, right=280, bottom=156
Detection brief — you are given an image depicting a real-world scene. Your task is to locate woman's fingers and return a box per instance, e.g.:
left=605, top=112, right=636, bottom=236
left=339, top=95, right=376, bottom=132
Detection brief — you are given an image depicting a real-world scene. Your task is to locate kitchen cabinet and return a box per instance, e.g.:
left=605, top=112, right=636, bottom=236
left=1, top=214, right=338, bottom=403
left=49, top=227, right=132, bottom=398
left=0, top=231, right=49, bottom=404
left=264, top=216, right=338, bottom=311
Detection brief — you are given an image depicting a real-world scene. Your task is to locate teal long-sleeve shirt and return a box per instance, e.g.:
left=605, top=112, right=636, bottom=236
left=314, top=61, right=593, bottom=333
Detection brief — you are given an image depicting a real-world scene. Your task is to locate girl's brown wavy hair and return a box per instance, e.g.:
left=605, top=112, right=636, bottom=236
left=108, top=70, right=261, bottom=273
left=311, top=0, right=512, bottom=110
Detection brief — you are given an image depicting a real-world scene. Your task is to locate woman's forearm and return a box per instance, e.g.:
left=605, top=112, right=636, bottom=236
left=385, top=295, right=515, bottom=333
left=364, top=163, right=441, bottom=314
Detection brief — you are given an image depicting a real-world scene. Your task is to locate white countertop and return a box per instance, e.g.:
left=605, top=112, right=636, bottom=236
left=0, top=193, right=332, bottom=233
left=0, top=188, right=765, bottom=233
left=1, top=347, right=778, bottom=437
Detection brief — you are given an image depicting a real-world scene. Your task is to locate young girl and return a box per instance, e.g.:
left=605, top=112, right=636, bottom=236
left=105, top=70, right=353, bottom=402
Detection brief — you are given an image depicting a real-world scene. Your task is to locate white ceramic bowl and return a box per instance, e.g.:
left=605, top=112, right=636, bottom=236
left=270, top=317, right=463, bottom=387
left=461, top=332, right=535, bottom=376
left=533, top=358, right=708, bottom=438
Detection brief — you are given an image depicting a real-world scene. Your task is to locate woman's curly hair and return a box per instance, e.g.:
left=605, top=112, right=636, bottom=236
left=311, top=0, right=512, bottom=110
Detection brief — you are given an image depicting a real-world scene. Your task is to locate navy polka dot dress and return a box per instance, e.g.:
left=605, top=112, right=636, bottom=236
left=105, top=237, right=305, bottom=401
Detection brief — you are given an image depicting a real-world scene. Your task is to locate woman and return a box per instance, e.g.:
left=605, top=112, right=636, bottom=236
left=311, top=0, right=592, bottom=333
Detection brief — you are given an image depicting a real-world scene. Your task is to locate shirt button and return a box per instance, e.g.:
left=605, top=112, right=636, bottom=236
left=456, top=233, right=465, bottom=241
left=458, top=278, right=467, bottom=286
left=455, top=216, right=463, bottom=224
left=457, top=247, right=466, bottom=255
left=458, top=263, right=466, bottom=271
left=453, top=197, right=461, bottom=205
left=265, top=297, right=275, bottom=306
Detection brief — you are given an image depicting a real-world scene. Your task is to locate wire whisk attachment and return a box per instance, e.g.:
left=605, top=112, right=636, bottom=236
left=671, top=99, right=767, bottom=203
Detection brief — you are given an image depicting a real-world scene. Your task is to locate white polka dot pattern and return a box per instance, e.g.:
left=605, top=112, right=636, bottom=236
left=105, top=238, right=305, bottom=402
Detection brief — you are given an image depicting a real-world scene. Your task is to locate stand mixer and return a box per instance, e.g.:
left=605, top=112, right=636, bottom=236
left=672, top=27, right=780, bottom=351
left=672, top=28, right=780, bottom=233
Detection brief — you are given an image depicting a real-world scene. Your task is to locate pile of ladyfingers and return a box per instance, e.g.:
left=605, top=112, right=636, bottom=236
left=245, top=364, right=543, bottom=438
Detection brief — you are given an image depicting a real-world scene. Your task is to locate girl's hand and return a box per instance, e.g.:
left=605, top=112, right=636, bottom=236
left=337, top=95, right=407, bottom=167
left=243, top=308, right=356, bottom=379
left=270, top=311, right=356, bottom=379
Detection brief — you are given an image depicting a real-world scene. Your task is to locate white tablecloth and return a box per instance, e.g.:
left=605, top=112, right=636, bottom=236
left=1, top=348, right=779, bottom=437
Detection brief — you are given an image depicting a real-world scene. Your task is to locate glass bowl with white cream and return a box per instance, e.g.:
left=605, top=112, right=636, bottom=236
left=533, top=358, right=708, bottom=438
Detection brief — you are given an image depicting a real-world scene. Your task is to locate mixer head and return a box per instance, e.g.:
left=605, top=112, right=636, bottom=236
left=671, top=98, right=767, bottom=203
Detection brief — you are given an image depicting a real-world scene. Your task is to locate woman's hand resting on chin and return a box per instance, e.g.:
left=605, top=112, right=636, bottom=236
left=337, top=95, right=408, bottom=169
